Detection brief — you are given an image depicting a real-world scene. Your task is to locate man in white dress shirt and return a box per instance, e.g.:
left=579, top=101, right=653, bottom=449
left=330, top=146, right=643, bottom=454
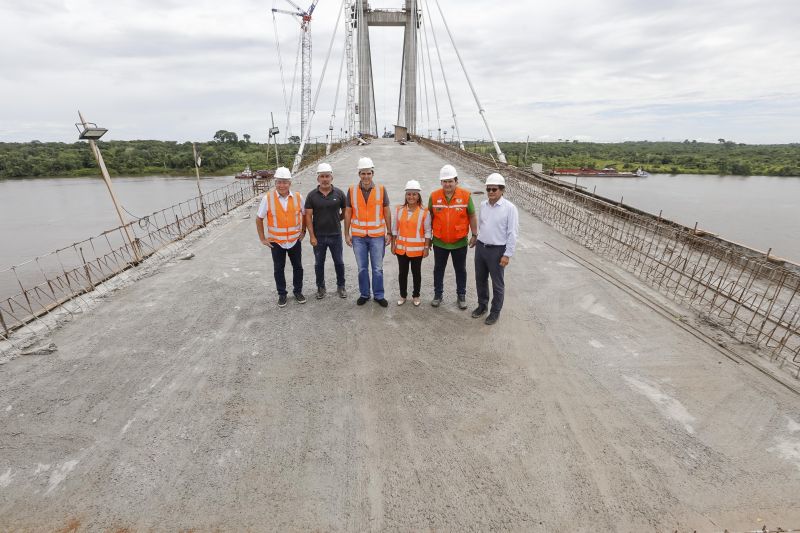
left=471, top=173, right=519, bottom=325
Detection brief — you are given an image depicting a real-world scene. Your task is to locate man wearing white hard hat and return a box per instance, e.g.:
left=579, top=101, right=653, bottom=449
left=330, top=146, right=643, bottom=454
left=471, top=173, right=519, bottom=325
left=305, top=162, right=347, bottom=299
left=343, top=156, right=392, bottom=307
left=255, top=166, right=307, bottom=307
left=391, top=180, right=432, bottom=306
left=427, top=164, right=478, bottom=309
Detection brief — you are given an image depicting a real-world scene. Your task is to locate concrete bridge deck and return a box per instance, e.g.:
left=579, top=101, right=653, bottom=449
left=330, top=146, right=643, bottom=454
left=1, top=139, right=799, bottom=531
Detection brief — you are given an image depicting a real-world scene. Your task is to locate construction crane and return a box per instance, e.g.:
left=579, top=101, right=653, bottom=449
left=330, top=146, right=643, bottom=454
left=272, top=0, right=319, bottom=143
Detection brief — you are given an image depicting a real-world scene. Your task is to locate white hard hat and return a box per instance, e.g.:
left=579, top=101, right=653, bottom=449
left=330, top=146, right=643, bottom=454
left=317, top=162, right=333, bottom=174
left=485, top=173, right=506, bottom=187
left=274, top=167, right=292, bottom=180
left=404, top=179, right=422, bottom=191
left=357, top=157, right=374, bottom=170
left=439, top=164, right=457, bottom=180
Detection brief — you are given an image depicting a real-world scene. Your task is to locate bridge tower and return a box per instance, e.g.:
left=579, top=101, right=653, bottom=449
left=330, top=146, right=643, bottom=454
left=354, top=0, right=419, bottom=136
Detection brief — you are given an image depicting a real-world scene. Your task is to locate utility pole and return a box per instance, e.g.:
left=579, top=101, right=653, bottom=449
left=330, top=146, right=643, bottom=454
left=192, top=143, right=206, bottom=227
left=76, top=111, right=141, bottom=263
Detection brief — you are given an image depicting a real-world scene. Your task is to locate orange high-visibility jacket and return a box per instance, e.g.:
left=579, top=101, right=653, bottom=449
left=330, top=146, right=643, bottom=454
left=430, top=187, right=471, bottom=243
left=349, top=184, right=386, bottom=237
left=394, top=206, right=428, bottom=257
left=266, top=191, right=303, bottom=245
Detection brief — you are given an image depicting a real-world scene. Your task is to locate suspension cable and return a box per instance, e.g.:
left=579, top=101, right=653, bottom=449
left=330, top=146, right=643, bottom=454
left=421, top=0, right=463, bottom=150
left=293, top=0, right=346, bottom=172
left=432, top=0, right=506, bottom=162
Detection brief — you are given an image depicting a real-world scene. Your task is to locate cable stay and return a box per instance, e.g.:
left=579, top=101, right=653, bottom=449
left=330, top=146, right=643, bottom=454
left=272, top=8, right=292, bottom=143
left=421, top=0, right=463, bottom=150
left=326, top=30, right=347, bottom=155
left=432, top=0, right=506, bottom=162
left=292, top=0, right=345, bottom=173
left=417, top=26, right=430, bottom=138
left=419, top=9, right=441, bottom=141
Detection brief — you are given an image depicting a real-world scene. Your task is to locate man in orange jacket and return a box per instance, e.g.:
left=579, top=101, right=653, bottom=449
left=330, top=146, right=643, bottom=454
left=344, top=157, right=392, bottom=307
left=256, top=166, right=307, bottom=307
left=428, top=164, right=478, bottom=309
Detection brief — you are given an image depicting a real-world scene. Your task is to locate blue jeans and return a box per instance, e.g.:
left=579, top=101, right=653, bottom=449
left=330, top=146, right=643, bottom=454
left=270, top=240, right=303, bottom=296
left=433, top=245, right=468, bottom=298
left=313, top=234, right=346, bottom=289
left=352, top=236, right=386, bottom=299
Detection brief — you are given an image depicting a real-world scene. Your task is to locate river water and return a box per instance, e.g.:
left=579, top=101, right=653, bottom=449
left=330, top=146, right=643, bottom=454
left=573, top=173, right=800, bottom=264
left=0, top=175, right=235, bottom=271
left=1, top=173, right=798, bottom=300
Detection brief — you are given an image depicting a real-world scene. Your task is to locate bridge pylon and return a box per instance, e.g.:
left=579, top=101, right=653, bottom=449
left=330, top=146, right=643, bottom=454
left=354, top=0, right=419, bottom=136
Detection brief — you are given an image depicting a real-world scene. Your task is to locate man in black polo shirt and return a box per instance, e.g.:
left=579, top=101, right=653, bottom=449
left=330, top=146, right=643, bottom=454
left=305, top=163, right=347, bottom=299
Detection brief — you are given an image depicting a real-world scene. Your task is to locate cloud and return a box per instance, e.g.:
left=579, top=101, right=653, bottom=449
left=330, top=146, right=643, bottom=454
left=0, top=0, right=798, bottom=144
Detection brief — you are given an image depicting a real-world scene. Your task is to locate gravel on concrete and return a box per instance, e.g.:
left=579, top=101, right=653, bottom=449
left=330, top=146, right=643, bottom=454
left=1, top=139, right=799, bottom=531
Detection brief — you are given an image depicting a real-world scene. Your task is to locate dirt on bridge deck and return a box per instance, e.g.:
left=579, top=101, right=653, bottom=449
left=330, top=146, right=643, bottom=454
left=1, top=139, right=799, bottom=531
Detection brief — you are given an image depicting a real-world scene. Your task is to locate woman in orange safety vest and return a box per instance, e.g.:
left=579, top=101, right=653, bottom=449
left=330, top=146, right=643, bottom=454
left=391, top=180, right=432, bottom=307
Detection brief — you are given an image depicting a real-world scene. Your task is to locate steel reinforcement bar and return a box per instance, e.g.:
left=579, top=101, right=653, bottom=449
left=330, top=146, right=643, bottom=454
left=417, top=137, right=800, bottom=377
left=0, top=179, right=258, bottom=340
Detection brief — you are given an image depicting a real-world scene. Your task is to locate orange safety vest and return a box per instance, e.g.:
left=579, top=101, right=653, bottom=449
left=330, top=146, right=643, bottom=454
left=430, top=187, right=471, bottom=243
left=349, top=184, right=386, bottom=237
left=394, top=206, right=428, bottom=257
left=266, top=190, right=303, bottom=245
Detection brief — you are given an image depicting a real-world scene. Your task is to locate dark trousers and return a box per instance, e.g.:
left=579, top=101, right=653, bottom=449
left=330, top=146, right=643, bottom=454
left=475, top=241, right=505, bottom=314
left=432, top=244, right=468, bottom=298
left=397, top=254, right=423, bottom=298
left=313, top=234, right=346, bottom=289
left=271, top=240, right=303, bottom=296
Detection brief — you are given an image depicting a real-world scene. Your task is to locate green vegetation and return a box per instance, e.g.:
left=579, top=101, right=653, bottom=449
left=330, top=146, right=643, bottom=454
left=464, top=140, right=800, bottom=176
left=0, top=131, right=332, bottom=178
left=2, top=135, right=799, bottom=178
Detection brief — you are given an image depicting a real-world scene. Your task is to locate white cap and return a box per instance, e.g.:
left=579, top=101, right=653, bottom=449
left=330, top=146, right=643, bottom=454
left=439, top=164, right=457, bottom=180
left=274, top=167, right=292, bottom=180
left=485, top=173, right=506, bottom=186
left=317, top=162, right=333, bottom=174
left=357, top=157, right=374, bottom=170
left=404, top=179, right=421, bottom=191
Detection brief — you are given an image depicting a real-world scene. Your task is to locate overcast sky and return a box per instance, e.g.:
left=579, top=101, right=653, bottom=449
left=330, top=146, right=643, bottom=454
left=1, top=0, right=798, bottom=144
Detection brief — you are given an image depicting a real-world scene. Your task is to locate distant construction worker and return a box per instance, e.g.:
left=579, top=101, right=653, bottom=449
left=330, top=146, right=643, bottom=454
left=391, top=180, right=431, bottom=307
left=428, top=164, right=478, bottom=309
left=344, top=156, right=392, bottom=307
left=472, top=173, right=519, bottom=325
left=305, top=162, right=347, bottom=299
left=255, top=166, right=307, bottom=307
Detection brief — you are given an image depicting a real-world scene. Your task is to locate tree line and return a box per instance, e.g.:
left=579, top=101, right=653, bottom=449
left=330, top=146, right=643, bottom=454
left=0, top=131, right=326, bottom=179
left=1, top=135, right=798, bottom=178
left=465, top=140, right=800, bottom=176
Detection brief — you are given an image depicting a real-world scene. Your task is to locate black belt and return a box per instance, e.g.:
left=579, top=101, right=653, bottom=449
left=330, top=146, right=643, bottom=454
left=478, top=241, right=503, bottom=248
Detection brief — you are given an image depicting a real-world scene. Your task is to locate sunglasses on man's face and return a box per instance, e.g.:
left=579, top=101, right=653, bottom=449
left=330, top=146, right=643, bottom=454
left=486, top=187, right=500, bottom=192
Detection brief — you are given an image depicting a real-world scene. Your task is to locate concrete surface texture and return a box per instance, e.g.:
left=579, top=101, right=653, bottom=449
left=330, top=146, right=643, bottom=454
left=1, top=139, right=799, bottom=531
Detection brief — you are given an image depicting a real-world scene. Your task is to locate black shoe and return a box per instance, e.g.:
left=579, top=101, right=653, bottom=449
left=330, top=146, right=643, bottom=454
left=294, top=292, right=307, bottom=304
left=376, top=298, right=388, bottom=308
left=357, top=296, right=370, bottom=305
left=316, top=287, right=326, bottom=299
left=457, top=294, right=467, bottom=310
left=471, top=305, right=487, bottom=318
left=337, top=286, right=347, bottom=298
left=484, top=312, right=499, bottom=325
left=278, top=294, right=288, bottom=307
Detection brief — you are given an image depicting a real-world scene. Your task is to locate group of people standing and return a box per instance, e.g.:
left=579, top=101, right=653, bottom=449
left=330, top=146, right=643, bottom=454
left=255, top=157, right=519, bottom=325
